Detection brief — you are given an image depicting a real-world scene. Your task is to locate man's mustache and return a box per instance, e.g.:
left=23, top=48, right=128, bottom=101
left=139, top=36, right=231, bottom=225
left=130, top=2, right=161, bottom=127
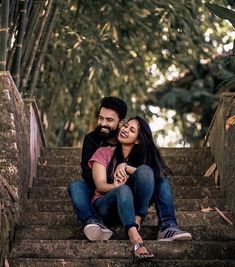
left=99, top=126, right=111, bottom=130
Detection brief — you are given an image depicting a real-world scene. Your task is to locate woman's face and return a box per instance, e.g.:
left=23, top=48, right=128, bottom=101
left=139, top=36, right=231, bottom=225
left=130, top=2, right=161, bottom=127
left=118, top=119, right=139, bottom=145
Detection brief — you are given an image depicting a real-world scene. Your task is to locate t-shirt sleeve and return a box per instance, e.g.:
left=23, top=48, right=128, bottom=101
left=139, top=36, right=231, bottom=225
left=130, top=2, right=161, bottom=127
left=88, top=147, right=114, bottom=169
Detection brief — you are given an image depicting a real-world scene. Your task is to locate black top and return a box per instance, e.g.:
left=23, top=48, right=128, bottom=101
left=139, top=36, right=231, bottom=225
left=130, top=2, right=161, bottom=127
left=80, top=128, right=115, bottom=189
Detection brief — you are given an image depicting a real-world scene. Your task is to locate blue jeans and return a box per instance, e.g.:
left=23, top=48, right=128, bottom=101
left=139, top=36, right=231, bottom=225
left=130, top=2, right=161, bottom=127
left=155, top=176, right=177, bottom=230
left=93, top=165, right=155, bottom=230
left=68, top=169, right=177, bottom=230
left=68, top=180, right=100, bottom=225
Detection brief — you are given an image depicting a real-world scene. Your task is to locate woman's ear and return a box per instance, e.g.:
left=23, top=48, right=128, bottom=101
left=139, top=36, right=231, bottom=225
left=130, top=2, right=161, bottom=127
left=119, top=120, right=125, bottom=128
left=135, top=139, right=139, bottom=144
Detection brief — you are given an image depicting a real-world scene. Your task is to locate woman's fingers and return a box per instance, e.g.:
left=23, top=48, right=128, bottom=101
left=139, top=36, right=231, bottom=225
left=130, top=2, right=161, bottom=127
left=114, top=171, right=128, bottom=183
left=117, top=169, right=128, bottom=179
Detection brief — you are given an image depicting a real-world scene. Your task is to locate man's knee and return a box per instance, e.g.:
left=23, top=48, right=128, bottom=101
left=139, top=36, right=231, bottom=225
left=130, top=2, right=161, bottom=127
left=157, top=176, right=171, bottom=189
left=68, top=180, right=86, bottom=196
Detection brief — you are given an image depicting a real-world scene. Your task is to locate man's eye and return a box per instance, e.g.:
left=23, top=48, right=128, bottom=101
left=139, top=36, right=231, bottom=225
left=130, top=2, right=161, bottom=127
left=107, top=119, right=114, bottom=122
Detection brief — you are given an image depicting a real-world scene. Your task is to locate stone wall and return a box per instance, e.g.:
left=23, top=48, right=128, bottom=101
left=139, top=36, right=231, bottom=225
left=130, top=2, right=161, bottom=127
left=0, top=71, right=30, bottom=265
left=207, top=93, right=235, bottom=216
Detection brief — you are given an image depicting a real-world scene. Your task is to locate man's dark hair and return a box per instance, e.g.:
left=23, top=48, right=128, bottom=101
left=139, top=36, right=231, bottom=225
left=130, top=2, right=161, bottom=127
left=99, top=96, right=127, bottom=120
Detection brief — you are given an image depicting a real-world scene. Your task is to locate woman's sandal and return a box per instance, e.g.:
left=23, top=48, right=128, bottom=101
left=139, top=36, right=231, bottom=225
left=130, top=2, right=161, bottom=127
left=131, top=242, right=154, bottom=262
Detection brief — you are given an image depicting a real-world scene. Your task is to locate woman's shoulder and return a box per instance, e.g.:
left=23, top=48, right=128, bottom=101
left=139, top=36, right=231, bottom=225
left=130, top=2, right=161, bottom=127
left=92, top=146, right=115, bottom=160
left=88, top=146, right=115, bottom=168
left=95, top=145, right=115, bottom=154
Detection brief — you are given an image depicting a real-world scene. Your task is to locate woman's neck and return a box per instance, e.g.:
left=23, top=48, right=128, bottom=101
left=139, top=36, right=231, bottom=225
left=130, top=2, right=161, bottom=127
left=122, top=144, right=134, bottom=160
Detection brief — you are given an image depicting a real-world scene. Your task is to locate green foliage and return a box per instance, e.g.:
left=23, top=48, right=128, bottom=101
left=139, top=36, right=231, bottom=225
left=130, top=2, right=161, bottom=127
left=35, top=0, right=233, bottom=146
left=206, top=3, right=235, bottom=26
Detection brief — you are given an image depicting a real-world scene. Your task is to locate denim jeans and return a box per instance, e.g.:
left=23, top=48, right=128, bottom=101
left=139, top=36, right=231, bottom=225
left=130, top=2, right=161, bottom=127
left=93, top=165, right=155, bottom=230
left=68, top=168, right=177, bottom=230
left=154, top=176, right=177, bottom=230
left=68, top=180, right=100, bottom=225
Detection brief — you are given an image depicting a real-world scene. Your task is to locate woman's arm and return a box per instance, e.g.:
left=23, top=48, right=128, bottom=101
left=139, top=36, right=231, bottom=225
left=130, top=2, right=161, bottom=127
left=113, top=163, right=137, bottom=182
left=125, top=164, right=136, bottom=175
left=92, top=162, right=125, bottom=193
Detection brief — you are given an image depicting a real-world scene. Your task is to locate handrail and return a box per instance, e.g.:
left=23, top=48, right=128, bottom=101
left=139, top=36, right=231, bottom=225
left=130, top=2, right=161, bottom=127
left=24, top=98, right=47, bottom=147
left=203, top=92, right=235, bottom=146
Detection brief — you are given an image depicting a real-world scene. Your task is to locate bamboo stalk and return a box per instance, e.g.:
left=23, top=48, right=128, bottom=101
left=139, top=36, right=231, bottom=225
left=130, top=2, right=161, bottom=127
left=0, top=0, right=10, bottom=71
left=12, top=0, right=28, bottom=87
left=6, top=0, right=18, bottom=70
left=20, top=0, right=53, bottom=91
left=29, top=4, right=58, bottom=97
left=21, top=0, right=43, bottom=72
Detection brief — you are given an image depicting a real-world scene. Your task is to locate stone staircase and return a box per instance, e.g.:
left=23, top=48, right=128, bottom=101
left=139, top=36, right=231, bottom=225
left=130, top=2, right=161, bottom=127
left=9, top=147, right=235, bottom=266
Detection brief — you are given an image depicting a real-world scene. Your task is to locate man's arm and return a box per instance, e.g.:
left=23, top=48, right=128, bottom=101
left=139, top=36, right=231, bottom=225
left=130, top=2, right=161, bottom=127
left=81, top=134, right=98, bottom=188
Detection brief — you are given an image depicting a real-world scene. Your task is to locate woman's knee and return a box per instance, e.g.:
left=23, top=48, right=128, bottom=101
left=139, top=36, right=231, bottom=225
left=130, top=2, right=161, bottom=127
left=135, top=165, right=154, bottom=184
left=115, top=185, right=133, bottom=201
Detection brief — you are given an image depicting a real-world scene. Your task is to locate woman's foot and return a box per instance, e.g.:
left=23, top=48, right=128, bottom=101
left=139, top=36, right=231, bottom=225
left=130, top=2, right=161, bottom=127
left=132, top=243, right=154, bottom=262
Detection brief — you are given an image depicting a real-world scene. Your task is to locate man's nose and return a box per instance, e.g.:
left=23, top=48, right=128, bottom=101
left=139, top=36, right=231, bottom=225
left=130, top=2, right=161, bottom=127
left=100, top=120, right=107, bottom=126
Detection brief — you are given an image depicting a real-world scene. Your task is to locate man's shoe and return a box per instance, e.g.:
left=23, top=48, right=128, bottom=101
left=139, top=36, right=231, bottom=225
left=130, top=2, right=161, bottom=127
left=157, top=226, right=192, bottom=241
left=83, top=222, right=113, bottom=241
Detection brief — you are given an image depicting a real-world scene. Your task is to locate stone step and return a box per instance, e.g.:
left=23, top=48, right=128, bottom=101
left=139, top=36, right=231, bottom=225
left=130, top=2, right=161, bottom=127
left=19, top=211, right=233, bottom=227
left=9, top=258, right=235, bottom=267
left=24, top=198, right=229, bottom=213
left=37, top=163, right=210, bottom=178
left=15, top=225, right=235, bottom=241
left=40, top=147, right=212, bottom=158
left=28, top=186, right=224, bottom=200
left=33, top=175, right=216, bottom=187
left=10, top=240, right=235, bottom=260
left=38, top=154, right=212, bottom=166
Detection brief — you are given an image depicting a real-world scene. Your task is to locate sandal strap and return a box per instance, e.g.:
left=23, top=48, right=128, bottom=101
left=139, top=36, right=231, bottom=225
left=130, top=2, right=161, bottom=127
left=134, top=242, right=145, bottom=251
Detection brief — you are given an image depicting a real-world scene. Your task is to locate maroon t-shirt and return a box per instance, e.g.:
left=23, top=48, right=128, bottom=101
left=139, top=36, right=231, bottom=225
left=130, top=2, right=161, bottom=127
left=88, top=146, right=115, bottom=202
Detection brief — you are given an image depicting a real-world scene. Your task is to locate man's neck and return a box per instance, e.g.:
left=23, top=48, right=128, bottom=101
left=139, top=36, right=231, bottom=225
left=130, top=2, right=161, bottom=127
left=107, top=137, right=118, bottom=145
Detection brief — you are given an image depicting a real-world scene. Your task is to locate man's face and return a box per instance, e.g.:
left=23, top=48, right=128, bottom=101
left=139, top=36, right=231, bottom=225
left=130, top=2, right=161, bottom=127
left=97, top=107, right=121, bottom=139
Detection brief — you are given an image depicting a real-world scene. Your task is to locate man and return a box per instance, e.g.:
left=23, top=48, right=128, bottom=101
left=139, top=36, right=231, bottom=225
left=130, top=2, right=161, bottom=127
left=68, top=97, right=127, bottom=240
left=68, top=96, right=192, bottom=241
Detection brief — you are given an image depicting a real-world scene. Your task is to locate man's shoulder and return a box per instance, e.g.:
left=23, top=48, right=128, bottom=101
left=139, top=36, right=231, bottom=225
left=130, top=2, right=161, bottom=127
left=84, top=129, right=102, bottom=145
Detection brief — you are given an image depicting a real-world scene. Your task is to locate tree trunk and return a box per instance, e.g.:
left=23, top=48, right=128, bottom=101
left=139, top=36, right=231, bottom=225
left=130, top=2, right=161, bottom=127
left=20, top=0, right=53, bottom=92
left=12, top=0, right=28, bottom=87
left=0, top=0, right=10, bottom=71
left=20, top=1, right=43, bottom=76
left=29, top=4, right=58, bottom=97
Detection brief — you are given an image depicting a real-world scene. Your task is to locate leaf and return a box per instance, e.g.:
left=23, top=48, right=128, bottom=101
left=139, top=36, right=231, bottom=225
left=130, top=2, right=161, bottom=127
left=205, top=3, right=235, bottom=27
left=225, top=114, right=235, bottom=129
left=204, top=163, right=217, bottom=177
left=214, top=207, right=233, bottom=225
left=201, top=207, right=214, bottom=212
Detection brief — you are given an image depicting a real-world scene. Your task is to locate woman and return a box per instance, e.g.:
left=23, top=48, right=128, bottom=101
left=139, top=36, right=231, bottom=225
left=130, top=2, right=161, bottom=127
left=88, top=116, right=169, bottom=262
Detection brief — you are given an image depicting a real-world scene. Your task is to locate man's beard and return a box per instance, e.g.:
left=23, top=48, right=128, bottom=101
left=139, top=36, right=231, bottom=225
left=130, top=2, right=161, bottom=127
left=96, top=125, right=119, bottom=139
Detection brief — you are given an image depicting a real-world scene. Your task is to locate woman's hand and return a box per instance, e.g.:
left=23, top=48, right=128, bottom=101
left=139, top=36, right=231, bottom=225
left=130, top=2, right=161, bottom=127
left=113, top=163, right=129, bottom=183
left=113, top=177, right=127, bottom=187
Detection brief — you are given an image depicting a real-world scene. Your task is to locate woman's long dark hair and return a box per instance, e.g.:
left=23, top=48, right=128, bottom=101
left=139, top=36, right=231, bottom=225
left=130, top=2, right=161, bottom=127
left=107, top=116, right=171, bottom=181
